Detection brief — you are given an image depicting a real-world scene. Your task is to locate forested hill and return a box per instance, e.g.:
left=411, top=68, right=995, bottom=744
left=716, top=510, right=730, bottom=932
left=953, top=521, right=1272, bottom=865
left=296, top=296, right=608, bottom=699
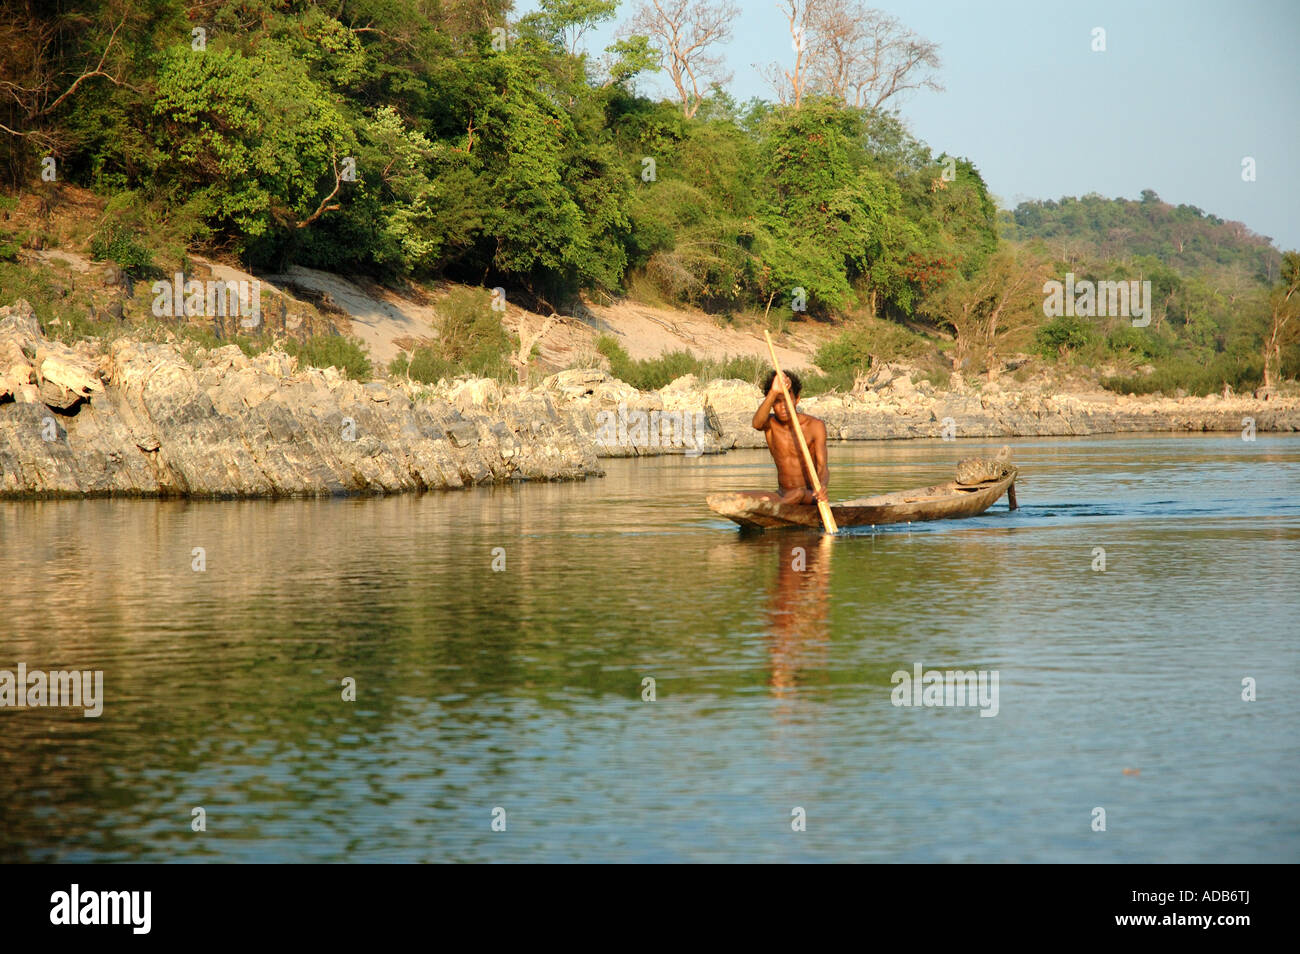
left=2, top=1, right=1297, bottom=396
left=1002, top=191, right=1282, bottom=281
left=0, top=0, right=998, bottom=317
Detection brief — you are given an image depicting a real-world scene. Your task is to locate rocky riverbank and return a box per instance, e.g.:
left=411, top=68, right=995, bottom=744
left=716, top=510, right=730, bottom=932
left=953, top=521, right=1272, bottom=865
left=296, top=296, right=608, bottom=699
left=538, top=366, right=1300, bottom=451
left=0, top=301, right=599, bottom=497
left=3, top=299, right=1297, bottom=498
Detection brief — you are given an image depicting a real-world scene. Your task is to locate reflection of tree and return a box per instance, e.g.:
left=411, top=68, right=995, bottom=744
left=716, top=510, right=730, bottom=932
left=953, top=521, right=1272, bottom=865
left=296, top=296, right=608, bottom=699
left=765, top=533, right=833, bottom=699
left=0, top=492, right=556, bottom=861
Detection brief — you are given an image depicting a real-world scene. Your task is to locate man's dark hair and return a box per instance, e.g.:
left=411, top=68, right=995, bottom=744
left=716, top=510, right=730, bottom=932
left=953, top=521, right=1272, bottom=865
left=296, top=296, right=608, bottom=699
left=762, top=369, right=802, bottom=398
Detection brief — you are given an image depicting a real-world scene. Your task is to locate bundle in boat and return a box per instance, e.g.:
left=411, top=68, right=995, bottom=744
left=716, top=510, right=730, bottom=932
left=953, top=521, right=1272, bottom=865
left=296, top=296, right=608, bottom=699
left=707, top=447, right=1019, bottom=531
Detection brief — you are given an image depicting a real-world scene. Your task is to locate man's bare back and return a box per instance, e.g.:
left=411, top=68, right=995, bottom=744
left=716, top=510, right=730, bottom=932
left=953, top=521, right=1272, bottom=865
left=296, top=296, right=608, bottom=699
left=750, top=370, right=829, bottom=506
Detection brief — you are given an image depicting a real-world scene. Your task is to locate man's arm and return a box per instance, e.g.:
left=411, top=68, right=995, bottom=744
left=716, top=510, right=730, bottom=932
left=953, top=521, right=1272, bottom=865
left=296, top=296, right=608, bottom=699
left=777, top=485, right=810, bottom=505
left=808, top=420, right=829, bottom=503
left=751, top=373, right=789, bottom=430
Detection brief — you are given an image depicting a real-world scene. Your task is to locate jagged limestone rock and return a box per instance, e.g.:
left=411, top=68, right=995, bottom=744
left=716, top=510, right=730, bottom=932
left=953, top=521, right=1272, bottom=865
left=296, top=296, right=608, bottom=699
left=0, top=301, right=601, bottom=497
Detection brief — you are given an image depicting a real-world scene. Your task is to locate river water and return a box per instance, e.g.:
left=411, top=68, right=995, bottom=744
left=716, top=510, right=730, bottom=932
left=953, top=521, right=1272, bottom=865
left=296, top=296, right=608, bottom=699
left=1, top=434, right=1297, bottom=862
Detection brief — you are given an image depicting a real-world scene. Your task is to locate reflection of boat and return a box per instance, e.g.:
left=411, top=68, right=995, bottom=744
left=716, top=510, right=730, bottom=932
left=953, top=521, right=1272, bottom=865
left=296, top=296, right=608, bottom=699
left=707, top=458, right=1019, bottom=532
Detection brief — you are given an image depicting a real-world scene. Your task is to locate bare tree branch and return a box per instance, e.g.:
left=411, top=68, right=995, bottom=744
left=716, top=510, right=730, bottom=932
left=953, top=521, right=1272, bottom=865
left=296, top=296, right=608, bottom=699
left=765, top=1, right=942, bottom=109
left=297, top=152, right=344, bottom=229
left=624, top=0, right=737, bottom=118
left=510, top=311, right=562, bottom=384
left=39, top=15, right=139, bottom=117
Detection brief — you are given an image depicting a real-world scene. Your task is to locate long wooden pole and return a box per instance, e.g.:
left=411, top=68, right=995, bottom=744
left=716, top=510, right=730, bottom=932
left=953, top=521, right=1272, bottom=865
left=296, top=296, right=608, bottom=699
left=764, top=330, right=837, bottom=533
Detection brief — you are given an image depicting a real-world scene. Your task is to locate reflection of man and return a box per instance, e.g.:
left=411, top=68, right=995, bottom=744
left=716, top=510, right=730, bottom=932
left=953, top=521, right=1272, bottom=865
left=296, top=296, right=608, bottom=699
left=767, top=536, right=832, bottom=696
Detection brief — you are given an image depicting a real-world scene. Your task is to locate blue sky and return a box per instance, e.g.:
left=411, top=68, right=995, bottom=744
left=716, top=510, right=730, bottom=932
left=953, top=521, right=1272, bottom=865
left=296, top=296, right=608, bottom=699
left=516, top=0, right=1300, bottom=250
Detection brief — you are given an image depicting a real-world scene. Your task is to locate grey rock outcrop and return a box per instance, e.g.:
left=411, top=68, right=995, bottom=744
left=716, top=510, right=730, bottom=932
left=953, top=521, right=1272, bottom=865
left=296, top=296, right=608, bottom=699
left=4, top=296, right=1298, bottom=499
left=541, top=368, right=727, bottom=457
left=0, top=300, right=599, bottom=497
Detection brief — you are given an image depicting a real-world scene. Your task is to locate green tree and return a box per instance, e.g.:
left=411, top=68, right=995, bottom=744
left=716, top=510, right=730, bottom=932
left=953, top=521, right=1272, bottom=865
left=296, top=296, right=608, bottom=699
left=1263, top=251, right=1300, bottom=388
left=148, top=41, right=356, bottom=255
left=755, top=99, right=916, bottom=313
left=921, top=247, right=1049, bottom=371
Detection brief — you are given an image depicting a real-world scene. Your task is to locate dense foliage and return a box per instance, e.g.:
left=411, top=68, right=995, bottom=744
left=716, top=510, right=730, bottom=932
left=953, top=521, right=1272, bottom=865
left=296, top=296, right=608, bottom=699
left=1002, top=190, right=1281, bottom=279
left=1, top=0, right=1295, bottom=392
left=2, top=1, right=992, bottom=312
left=1004, top=190, right=1296, bottom=393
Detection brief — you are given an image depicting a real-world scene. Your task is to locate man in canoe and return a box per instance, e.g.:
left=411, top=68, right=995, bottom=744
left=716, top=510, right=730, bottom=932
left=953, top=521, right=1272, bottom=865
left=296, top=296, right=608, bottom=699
left=751, top=370, right=829, bottom=506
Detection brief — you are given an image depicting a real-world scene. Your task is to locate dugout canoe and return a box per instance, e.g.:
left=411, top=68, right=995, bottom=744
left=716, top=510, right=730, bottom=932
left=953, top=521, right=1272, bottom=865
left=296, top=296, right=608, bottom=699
left=706, top=468, right=1018, bottom=532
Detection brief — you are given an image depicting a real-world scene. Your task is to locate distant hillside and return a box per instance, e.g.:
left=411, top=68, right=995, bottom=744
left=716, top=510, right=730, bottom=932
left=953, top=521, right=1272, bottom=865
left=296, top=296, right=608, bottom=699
left=1001, top=190, right=1283, bottom=282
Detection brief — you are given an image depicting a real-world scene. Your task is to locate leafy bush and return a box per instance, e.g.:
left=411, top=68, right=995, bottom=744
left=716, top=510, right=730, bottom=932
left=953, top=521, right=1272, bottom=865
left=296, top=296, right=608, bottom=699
left=284, top=334, right=371, bottom=380
left=0, top=196, right=19, bottom=260
left=921, top=367, right=952, bottom=389
left=390, top=348, right=447, bottom=384
left=814, top=321, right=929, bottom=375
left=1106, top=326, right=1170, bottom=360
left=177, top=324, right=268, bottom=357
left=799, top=368, right=857, bottom=396
left=814, top=331, right=873, bottom=376
left=711, top=354, right=769, bottom=384
left=169, top=325, right=270, bottom=365
left=595, top=334, right=769, bottom=390
left=594, top=329, right=904, bottom=396
left=1034, top=316, right=1093, bottom=359
left=89, top=224, right=153, bottom=276
left=0, top=262, right=103, bottom=341
left=1101, top=354, right=1262, bottom=396
left=86, top=191, right=206, bottom=277
left=389, top=287, right=513, bottom=383
left=432, top=288, right=513, bottom=372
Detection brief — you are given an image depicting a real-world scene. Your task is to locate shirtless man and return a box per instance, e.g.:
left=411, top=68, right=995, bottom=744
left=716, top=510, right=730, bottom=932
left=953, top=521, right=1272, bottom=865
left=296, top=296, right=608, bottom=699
left=750, top=370, right=829, bottom=505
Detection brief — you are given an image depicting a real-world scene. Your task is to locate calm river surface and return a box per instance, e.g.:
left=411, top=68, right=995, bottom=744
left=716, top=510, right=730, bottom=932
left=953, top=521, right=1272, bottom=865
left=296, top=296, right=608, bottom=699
left=1, top=434, right=1297, bottom=862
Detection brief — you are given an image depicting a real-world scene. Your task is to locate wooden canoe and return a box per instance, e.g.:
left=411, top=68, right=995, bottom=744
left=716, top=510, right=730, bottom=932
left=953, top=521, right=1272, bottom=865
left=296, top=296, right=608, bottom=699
left=707, top=468, right=1018, bottom=531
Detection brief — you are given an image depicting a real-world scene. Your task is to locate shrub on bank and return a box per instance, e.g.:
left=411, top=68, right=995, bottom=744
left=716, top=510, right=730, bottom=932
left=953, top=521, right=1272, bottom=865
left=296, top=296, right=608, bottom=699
left=1034, top=316, right=1093, bottom=359
left=798, top=367, right=857, bottom=396
left=1106, top=325, right=1171, bottom=360
left=814, top=320, right=928, bottom=373
left=283, top=334, right=371, bottom=380
left=594, top=334, right=770, bottom=390
left=88, top=225, right=153, bottom=278
left=389, top=287, right=514, bottom=383
left=1102, top=353, right=1262, bottom=396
